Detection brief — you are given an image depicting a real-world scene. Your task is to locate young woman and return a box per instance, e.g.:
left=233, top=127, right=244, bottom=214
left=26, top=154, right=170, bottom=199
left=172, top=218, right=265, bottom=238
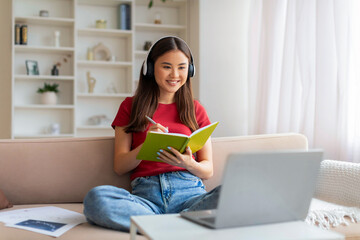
left=83, top=36, right=220, bottom=232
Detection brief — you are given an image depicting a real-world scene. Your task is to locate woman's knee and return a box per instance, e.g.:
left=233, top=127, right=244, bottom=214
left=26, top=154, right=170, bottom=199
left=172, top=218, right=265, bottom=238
left=83, top=185, right=128, bottom=216
left=85, top=185, right=128, bottom=200
left=83, top=186, right=137, bottom=231
left=84, top=186, right=108, bottom=204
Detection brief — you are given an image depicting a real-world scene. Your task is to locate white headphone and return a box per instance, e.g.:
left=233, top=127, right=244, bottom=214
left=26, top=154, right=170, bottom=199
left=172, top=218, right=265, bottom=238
left=142, top=36, right=196, bottom=78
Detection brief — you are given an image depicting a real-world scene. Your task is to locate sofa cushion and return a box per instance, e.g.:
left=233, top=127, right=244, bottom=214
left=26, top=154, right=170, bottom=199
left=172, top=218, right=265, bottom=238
left=0, top=137, right=131, bottom=205
left=1, top=204, right=358, bottom=240
left=0, top=190, right=12, bottom=210
left=0, top=204, right=146, bottom=240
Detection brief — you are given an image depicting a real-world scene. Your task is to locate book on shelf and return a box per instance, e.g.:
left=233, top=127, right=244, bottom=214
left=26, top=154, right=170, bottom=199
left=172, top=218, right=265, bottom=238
left=136, top=122, right=219, bottom=162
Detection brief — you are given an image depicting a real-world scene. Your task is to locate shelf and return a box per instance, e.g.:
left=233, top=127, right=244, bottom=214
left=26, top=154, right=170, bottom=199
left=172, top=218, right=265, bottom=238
left=135, top=0, right=186, bottom=7
left=77, top=125, right=112, bottom=130
left=77, top=0, right=132, bottom=7
left=135, top=50, right=148, bottom=56
left=14, top=45, right=75, bottom=54
left=78, top=28, right=132, bottom=38
left=77, top=60, right=132, bottom=68
left=14, top=75, right=74, bottom=81
left=77, top=93, right=132, bottom=98
left=14, top=104, right=74, bottom=109
left=14, top=16, right=75, bottom=27
left=135, top=23, right=186, bottom=32
left=14, top=134, right=74, bottom=139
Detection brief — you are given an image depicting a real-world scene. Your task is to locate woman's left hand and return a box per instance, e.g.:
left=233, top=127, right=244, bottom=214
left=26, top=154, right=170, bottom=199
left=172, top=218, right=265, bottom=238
left=157, top=146, right=195, bottom=169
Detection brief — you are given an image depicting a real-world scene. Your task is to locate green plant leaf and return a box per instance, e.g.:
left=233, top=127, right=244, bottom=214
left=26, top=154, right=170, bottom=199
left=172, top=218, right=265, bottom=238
left=37, top=82, right=59, bottom=94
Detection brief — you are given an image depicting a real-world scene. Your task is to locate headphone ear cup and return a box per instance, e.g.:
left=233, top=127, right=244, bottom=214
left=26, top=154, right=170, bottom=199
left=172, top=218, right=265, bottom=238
left=146, top=61, right=154, bottom=77
left=142, top=61, right=147, bottom=76
left=188, top=63, right=194, bottom=78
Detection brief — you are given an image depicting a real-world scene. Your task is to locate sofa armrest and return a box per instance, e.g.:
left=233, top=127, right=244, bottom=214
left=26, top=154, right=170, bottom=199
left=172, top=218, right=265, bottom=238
left=315, top=160, right=360, bottom=207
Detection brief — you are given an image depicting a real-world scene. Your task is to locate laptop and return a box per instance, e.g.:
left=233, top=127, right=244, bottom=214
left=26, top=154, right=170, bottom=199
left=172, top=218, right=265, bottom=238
left=180, top=150, right=323, bottom=229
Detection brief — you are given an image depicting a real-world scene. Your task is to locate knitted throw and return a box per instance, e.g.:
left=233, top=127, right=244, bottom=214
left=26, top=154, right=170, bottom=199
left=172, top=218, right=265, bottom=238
left=305, top=160, right=360, bottom=229
left=306, top=198, right=360, bottom=229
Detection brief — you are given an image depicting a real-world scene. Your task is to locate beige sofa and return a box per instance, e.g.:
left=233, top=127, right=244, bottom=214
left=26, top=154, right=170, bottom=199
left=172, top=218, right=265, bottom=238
left=0, top=133, right=358, bottom=239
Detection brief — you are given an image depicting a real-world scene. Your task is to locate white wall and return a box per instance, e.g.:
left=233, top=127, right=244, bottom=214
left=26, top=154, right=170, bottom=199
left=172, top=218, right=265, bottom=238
left=188, top=0, right=200, bottom=100
left=198, top=0, right=250, bottom=137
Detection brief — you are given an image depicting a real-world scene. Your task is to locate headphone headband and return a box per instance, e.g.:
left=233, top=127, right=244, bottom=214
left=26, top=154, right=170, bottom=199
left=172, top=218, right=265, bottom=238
left=142, top=36, right=195, bottom=78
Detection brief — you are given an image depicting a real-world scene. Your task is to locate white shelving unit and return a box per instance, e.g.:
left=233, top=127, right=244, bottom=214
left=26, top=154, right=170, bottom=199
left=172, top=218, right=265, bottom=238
left=11, top=0, right=189, bottom=139
left=14, top=16, right=75, bottom=26
left=14, top=75, right=75, bottom=81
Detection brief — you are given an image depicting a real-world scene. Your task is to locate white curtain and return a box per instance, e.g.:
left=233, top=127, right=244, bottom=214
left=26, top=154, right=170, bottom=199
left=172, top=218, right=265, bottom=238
left=247, top=0, right=360, bottom=162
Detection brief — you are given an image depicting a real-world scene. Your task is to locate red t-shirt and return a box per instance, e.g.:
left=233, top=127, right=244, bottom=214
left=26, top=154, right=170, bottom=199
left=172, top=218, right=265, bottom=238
left=112, top=97, right=211, bottom=180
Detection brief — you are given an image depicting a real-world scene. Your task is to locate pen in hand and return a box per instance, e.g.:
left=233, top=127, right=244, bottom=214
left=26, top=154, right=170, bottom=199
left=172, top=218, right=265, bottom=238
left=145, top=115, right=169, bottom=133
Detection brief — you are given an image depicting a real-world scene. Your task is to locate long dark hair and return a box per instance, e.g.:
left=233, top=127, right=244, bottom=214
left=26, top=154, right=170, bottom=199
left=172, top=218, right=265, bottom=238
left=124, top=37, right=199, bottom=133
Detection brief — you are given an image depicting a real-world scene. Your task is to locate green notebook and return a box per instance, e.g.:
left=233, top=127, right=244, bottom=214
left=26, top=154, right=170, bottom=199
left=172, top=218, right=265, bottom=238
left=137, top=121, right=219, bottom=162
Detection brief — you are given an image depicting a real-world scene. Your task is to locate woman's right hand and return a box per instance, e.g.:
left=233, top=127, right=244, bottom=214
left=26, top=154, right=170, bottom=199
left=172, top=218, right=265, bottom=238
left=147, top=123, right=168, bottom=133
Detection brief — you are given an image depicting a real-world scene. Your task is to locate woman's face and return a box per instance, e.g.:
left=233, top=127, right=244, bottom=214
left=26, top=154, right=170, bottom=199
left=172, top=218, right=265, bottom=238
left=154, top=49, right=189, bottom=100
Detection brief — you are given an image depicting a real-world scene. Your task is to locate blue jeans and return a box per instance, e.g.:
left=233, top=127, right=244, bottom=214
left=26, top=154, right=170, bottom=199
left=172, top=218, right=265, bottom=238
left=83, top=171, right=221, bottom=232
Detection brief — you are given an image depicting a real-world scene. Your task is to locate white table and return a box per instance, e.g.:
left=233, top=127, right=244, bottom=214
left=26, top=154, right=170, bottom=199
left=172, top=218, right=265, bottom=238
left=130, top=214, right=344, bottom=240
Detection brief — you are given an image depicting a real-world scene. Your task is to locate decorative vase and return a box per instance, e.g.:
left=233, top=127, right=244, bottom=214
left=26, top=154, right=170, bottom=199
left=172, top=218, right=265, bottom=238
left=87, top=47, right=94, bottom=61
left=54, top=31, right=60, bottom=47
left=41, top=92, right=57, bottom=105
left=154, top=12, right=161, bottom=24
left=143, top=41, right=152, bottom=51
left=87, top=71, right=96, bottom=93
left=51, top=65, right=59, bottom=76
left=95, top=19, right=107, bottom=29
left=48, top=123, right=60, bottom=135
left=39, top=10, right=49, bottom=17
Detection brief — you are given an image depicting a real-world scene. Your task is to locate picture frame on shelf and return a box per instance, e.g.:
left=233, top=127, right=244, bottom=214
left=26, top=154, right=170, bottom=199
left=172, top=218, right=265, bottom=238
left=25, top=60, right=39, bottom=75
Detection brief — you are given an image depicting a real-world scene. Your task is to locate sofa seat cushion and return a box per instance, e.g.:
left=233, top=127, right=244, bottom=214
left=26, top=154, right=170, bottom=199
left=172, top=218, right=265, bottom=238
left=0, top=204, right=146, bottom=240
left=2, top=204, right=358, bottom=240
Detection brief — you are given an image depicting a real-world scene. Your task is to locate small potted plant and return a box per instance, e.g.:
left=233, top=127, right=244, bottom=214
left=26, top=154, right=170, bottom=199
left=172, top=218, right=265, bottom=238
left=37, top=83, right=59, bottom=105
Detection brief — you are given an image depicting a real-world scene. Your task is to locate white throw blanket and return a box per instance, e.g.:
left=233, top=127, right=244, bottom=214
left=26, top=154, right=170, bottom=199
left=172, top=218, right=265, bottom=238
left=305, top=159, right=360, bottom=229
left=306, top=198, right=360, bottom=229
